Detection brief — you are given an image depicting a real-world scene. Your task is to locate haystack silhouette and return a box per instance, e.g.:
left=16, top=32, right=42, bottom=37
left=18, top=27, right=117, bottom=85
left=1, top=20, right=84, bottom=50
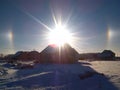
left=39, top=43, right=79, bottom=64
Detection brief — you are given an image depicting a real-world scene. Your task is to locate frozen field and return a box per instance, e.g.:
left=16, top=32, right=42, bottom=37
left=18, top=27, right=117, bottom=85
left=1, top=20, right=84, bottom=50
left=90, top=61, right=120, bottom=89
left=0, top=60, right=120, bottom=90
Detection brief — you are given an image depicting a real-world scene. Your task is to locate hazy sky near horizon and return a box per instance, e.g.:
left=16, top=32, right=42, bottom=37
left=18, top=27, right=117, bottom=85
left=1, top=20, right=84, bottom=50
left=0, top=0, right=120, bottom=56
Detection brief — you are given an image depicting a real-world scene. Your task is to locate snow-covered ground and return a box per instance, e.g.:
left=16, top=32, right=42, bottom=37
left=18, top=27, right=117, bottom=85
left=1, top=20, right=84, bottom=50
left=0, top=60, right=120, bottom=90
left=89, top=61, right=120, bottom=90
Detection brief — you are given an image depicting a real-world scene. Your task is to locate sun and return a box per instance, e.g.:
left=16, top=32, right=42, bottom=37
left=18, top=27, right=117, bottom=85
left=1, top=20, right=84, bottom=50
left=48, top=24, right=72, bottom=47
left=23, top=11, right=75, bottom=47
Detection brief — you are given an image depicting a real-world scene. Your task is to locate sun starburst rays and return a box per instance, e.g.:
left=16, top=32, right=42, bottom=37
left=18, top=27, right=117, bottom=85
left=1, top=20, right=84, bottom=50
left=48, top=24, right=73, bottom=47
left=23, top=9, right=79, bottom=51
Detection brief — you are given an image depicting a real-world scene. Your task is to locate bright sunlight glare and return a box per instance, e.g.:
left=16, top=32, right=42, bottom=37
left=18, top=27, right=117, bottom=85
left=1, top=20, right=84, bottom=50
left=48, top=24, right=72, bottom=47
left=24, top=11, right=76, bottom=48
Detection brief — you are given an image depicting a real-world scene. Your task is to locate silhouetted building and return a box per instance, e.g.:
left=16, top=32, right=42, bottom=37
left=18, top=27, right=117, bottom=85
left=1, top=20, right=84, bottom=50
left=13, top=51, right=40, bottom=61
left=98, top=50, right=115, bottom=60
left=38, top=43, right=79, bottom=64
left=79, top=50, right=116, bottom=60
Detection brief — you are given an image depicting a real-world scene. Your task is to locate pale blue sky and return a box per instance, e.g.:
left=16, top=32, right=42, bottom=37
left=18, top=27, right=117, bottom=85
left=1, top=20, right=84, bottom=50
left=0, top=0, right=120, bottom=56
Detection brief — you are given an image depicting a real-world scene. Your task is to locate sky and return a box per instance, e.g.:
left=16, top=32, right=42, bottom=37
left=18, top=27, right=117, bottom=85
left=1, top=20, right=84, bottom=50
left=0, top=0, right=120, bottom=56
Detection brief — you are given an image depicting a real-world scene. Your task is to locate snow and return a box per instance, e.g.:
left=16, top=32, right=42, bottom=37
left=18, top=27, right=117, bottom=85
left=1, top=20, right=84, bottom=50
left=89, top=61, right=120, bottom=89
left=0, top=60, right=120, bottom=90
